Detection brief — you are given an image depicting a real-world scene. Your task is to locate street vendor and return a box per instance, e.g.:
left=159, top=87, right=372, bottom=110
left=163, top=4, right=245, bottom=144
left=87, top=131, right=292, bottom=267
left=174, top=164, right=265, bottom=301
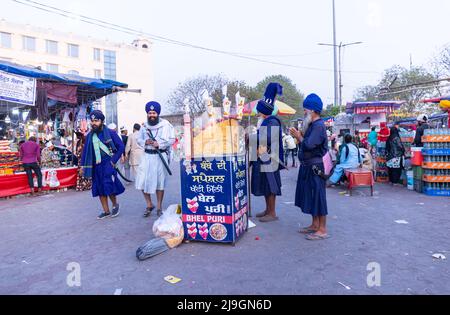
left=80, top=110, right=125, bottom=220
left=251, top=82, right=285, bottom=223
left=41, top=141, right=61, bottom=169
left=413, top=114, right=429, bottom=147
left=135, top=101, right=175, bottom=218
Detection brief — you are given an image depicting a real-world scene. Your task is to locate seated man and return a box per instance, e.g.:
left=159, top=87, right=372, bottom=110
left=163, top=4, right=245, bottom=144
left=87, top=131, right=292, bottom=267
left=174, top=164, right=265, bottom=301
left=328, top=134, right=362, bottom=185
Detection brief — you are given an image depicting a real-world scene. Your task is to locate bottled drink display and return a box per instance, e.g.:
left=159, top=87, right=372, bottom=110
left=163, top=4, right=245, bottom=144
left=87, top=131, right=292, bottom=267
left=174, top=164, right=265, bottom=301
left=424, top=128, right=450, bottom=136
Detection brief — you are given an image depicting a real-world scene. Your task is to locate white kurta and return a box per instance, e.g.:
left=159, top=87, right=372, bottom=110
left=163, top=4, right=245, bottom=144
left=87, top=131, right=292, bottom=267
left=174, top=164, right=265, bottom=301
left=135, top=119, right=175, bottom=194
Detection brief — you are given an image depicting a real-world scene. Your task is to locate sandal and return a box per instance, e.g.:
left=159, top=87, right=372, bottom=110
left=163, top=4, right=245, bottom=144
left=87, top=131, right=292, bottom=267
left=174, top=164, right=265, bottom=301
left=256, top=210, right=268, bottom=218
left=305, top=233, right=330, bottom=241
left=157, top=209, right=163, bottom=217
left=143, top=206, right=155, bottom=217
left=259, top=215, right=279, bottom=223
left=299, top=228, right=318, bottom=234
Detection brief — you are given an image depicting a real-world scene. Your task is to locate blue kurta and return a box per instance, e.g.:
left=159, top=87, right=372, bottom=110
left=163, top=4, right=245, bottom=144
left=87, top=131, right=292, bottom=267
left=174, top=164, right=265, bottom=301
left=82, top=129, right=125, bottom=198
left=251, top=116, right=284, bottom=197
left=295, top=119, right=328, bottom=216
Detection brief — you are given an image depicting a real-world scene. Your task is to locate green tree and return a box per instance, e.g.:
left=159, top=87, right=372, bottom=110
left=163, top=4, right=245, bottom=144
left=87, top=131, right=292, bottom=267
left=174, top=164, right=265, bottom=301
left=322, top=105, right=345, bottom=118
left=354, top=65, right=438, bottom=112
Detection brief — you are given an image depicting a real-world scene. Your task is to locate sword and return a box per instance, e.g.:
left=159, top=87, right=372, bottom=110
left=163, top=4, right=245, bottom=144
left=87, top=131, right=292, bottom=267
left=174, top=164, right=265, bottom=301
left=146, top=129, right=173, bottom=176
left=115, top=166, right=133, bottom=183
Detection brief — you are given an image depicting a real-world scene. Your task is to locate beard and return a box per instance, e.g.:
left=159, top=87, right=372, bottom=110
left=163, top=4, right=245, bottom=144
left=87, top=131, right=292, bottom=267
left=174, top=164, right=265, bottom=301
left=302, top=112, right=313, bottom=134
left=91, top=124, right=103, bottom=133
left=148, top=117, right=159, bottom=126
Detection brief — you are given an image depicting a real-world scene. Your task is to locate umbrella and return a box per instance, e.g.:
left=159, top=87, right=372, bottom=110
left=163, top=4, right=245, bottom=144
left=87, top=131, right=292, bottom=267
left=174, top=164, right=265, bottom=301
left=243, top=100, right=297, bottom=116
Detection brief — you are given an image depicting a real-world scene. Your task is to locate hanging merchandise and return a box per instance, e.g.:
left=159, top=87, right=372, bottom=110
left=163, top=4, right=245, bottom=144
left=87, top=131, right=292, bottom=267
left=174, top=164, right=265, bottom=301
left=62, top=110, right=70, bottom=123
left=77, top=104, right=87, bottom=121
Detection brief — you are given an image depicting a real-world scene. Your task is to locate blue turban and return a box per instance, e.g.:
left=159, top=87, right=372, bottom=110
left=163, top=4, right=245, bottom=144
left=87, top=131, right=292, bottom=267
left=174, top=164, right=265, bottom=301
left=303, top=93, right=323, bottom=113
left=89, top=110, right=105, bottom=121
left=145, top=101, right=161, bottom=115
left=256, top=82, right=283, bottom=116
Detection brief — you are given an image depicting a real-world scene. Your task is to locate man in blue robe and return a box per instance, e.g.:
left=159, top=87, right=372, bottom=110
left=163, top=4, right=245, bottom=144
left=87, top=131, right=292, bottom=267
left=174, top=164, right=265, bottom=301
left=290, top=94, right=329, bottom=240
left=81, top=110, right=125, bottom=220
left=251, top=83, right=285, bottom=223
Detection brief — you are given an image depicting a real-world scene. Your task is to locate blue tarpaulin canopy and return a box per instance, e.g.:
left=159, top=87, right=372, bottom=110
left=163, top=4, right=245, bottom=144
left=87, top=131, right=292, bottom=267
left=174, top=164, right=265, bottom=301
left=0, top=60, right=128, bottom=102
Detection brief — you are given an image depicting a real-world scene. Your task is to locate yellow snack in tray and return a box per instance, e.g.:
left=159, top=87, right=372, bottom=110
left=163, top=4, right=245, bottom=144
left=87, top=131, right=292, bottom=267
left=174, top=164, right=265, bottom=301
left=193, top=119, right=240, bottom=157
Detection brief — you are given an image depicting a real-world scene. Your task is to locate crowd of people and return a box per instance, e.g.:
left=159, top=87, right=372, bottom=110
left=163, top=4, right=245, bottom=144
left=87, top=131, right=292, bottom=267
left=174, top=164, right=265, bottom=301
left=248, top=83, right=435, bottom=241
left=17, top=81, right=434, bottom=243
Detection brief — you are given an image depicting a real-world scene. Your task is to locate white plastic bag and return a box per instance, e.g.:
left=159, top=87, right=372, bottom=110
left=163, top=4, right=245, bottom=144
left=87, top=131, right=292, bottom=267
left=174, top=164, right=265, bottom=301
left=47, top=170, right=60, bottom=188
left=152, top=204, right=183, bottom=239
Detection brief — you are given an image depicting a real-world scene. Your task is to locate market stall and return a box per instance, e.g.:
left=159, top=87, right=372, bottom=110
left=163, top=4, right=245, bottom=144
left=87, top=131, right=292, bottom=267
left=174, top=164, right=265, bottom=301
left=180, top=90, right=249, bottom=244
left=0, top=60, right=128, bottom=198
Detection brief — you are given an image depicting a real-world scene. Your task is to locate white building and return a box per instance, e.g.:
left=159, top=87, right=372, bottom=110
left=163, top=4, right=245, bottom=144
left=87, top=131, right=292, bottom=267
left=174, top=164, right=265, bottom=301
left=0, top=19, right=154, bottom=132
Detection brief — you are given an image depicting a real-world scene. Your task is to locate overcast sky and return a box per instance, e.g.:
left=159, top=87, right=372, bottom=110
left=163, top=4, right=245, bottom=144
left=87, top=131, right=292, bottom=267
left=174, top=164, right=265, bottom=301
left=2, top=0, right=450, bottom=112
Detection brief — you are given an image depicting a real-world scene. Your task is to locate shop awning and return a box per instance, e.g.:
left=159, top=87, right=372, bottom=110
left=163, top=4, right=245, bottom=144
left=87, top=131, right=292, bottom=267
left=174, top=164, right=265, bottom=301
left=0, top=60, right=128, bottom=102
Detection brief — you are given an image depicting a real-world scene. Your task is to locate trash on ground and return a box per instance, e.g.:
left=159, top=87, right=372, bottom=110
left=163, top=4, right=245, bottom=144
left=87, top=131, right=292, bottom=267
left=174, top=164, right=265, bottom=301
left=136, top=204, right=184, bottom=261
left=338, top=282, right=351, bottom=290
left=395, top=220, right=409, bottom=224
left=164, top=275, right=182, bottom=284
left=114, top=288, right=122, bottom=295
left=248, top=220, right=256, bottom=229
left=255, top=236, right=260, bottom=241
left=432, top=253, right=446, bottom=260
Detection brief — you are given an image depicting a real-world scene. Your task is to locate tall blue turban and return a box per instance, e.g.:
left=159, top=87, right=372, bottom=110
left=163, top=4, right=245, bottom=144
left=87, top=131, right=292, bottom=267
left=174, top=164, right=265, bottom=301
left=256, top=82, right=283, bottom=116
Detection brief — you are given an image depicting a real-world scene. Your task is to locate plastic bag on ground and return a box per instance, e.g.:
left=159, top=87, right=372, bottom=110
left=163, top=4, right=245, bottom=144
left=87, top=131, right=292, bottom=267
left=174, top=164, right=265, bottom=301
left=152, top=204, right=183, bottom=241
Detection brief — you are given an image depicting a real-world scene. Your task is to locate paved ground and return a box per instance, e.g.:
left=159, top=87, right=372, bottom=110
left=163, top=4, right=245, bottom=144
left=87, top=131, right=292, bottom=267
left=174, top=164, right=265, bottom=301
left=1, top=165, right=449, bottom=295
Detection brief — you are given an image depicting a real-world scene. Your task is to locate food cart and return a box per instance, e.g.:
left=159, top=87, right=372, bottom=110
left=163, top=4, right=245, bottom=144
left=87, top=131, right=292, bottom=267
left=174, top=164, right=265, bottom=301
left=180, top=90, right=249, bottom=244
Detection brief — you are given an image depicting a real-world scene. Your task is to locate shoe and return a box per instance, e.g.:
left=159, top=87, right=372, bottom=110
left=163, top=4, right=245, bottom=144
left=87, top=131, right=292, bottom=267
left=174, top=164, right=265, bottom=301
left=157, top=209, right=163, bottom=217
left=256, top=210, right=268, bottom=218
left=97, top=212, right=111, bottom=220
left=111, top=204, right=120, bottom=218
left=144, top=206, right=154, bottom=217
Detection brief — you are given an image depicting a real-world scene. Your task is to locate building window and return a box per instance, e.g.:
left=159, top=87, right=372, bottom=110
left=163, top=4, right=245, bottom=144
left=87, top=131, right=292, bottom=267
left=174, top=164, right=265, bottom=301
left=67, top=43, right=79, bottom=58
left=104, top=50, right=117, bottom=124
left=94, top=69, right=102, bottom=78
left=0, top=32, right=12, bottom=48
left=93, top=48, right=101, bottom=61
left=46, top=40, right=58, bottom=55
left=22, top=36, right=36, bottom=51
left=46, top=63, right=59, bottom=72
left=68, top=70, right=79, bottom=75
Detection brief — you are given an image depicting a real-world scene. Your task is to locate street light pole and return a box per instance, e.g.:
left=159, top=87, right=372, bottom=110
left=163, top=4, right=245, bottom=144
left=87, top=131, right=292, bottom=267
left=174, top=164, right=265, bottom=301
left=319, top=41, right=363, bottom=112
left=332, top=0, right=339, bottom=109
